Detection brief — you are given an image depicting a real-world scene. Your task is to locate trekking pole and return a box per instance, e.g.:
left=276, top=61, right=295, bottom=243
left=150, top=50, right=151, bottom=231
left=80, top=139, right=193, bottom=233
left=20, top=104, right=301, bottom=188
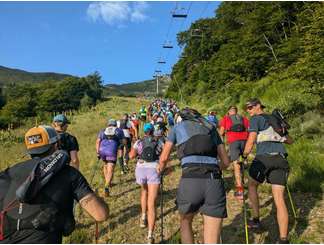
left=90, top=158, right=101, bottom=244
left=286, top=183, right=297, bottom=219
left=160, top=172, right=165, bottom=243
left=240, top=161, right=249, bottom=244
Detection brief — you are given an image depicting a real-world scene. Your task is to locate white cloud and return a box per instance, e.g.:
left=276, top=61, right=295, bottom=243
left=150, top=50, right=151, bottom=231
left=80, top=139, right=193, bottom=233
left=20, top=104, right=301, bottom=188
left=87, top=2, right=149, bottom=26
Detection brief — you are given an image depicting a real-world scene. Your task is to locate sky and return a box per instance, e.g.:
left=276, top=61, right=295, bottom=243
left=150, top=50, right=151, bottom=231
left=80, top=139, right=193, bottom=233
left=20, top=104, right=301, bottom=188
left=0, top=1, right=220, bottom=84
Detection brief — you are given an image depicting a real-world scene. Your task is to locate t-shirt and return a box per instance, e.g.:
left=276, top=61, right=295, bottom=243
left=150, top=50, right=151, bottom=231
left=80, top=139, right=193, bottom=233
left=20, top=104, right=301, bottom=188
left=1, top=157, right=93, bottom=243
left=249, top=114, right=287, bottom=155
left=117, top=120, right=132, bottom=138
left=219, top=115, right=249, bottom=144
left=133, top=137, right=164, bottom=168
left=167, top=120, right=223, bottom=166
left=58, top=132, right=79, bottom=153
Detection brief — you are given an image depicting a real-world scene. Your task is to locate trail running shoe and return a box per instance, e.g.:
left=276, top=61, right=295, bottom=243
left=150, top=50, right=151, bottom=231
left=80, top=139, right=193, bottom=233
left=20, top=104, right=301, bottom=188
left=247, top=219, right=261, bottom=229
left=140, top=218, right=147, bottom=228
left=104, top=187, right=110, bottom=197
left=278, top=238, right=290, bottom=244
left=234, top=186, right=244, bottom=200
left=147, top=236, right=154, bottom=244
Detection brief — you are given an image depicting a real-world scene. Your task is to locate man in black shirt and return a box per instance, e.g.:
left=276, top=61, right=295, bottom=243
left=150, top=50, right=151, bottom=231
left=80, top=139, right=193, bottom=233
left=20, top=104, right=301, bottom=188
left=0, top=125, right=109, bottom=243
left=53, top=114, right=80, bottom=170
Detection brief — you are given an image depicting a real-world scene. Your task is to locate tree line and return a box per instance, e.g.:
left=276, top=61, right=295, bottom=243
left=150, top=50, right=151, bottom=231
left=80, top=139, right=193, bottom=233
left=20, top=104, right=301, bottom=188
left=166, top=2, right=323, bottom=116
left=0, top=72, right=103, bottom=129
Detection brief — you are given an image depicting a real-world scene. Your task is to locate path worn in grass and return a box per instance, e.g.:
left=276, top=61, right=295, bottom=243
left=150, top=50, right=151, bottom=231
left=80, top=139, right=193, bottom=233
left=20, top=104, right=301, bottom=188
left=68, top=159, right=323, bottom=244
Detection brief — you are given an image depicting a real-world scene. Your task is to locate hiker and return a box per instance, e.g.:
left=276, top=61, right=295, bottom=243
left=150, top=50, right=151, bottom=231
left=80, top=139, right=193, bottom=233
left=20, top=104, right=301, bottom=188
left=242, top=98, right=293, bottom=244
left=158, top=108, right=230, bottom=244
left=117, top=113, right=135, bottom=173
left=130, top=112, right=139, bottom=142
left=52, top=114, right=80, bottom=170
left=0, top=125, right=109, bottom=243
left=129, top=123, right=165, bottom=244
left=139, top=106, right=147, bottom=122
left=205, top=111, right=218, bottom=127
left=219, top=106, right=250, bottom=200
left=96, top=119, right=124, bottom=196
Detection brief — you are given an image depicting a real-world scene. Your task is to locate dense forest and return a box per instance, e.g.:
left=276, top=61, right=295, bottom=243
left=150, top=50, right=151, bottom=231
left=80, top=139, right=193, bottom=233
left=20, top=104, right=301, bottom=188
left=167, top=1, right=324, bottom=192
left=0, top=72, right=103, bottom=128
left=167, top=2, right=323, bottom=115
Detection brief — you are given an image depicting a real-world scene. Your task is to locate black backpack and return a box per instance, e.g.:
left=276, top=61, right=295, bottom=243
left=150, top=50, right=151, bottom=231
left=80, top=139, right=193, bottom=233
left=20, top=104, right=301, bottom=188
left=179, top=108, right=214, bottom=131
left=0, top=150, right=70, bottom=240
left=260, top=109, right=290, bottom=137
left=229, top=115, right=246, bottom=132
left=140, top=136, right=159, bottom=162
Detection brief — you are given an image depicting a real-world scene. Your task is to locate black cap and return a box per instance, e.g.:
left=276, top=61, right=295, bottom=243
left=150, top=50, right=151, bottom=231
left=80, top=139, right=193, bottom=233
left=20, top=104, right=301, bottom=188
left=245, top=98, right=266, bottom=109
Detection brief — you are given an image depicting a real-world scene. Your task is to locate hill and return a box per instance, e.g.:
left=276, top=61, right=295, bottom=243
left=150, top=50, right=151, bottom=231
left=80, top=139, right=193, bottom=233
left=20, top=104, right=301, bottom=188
left=0, top=65, right=73, bottom=85
left=105, top=76, right=170, bottom=97
left=0, top=97, right=322, bottom=244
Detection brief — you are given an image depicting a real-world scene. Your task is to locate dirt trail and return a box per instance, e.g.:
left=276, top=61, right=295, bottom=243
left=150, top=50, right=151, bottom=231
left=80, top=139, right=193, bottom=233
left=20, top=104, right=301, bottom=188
left=69, top=159, right=323, bottom=244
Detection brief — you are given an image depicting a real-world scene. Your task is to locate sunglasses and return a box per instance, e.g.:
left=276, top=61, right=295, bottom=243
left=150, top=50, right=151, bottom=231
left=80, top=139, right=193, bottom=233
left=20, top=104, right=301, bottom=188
left=246, top=105, right=254, bottom=111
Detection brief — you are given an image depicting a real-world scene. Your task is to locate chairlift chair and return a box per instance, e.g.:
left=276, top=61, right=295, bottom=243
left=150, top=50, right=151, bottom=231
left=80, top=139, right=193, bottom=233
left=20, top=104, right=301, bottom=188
left=163, top=41, right=173, bottom=49
left=172, top=7, right=187, bottom=18
left=158, top=60, right=166, bottom=64
left=191, top=29, right=203, bottom=38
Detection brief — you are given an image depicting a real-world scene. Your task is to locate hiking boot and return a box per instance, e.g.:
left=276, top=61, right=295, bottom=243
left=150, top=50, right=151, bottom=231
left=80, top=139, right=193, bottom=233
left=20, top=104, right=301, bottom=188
left=147, top=236, right=154, bottom=244
left=247, top=218, right=261, bottom=229
left=104, top=187, right=110, bottom=197
left=140, top=217, right=147, bottom=228
left=234, top=186, right=244, bottom=200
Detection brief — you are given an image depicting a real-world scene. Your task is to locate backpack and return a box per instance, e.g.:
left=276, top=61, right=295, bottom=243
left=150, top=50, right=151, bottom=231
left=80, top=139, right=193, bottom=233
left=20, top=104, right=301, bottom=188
left=256, top=109, right=290, bottom=143
left=139, top=136, right=159, bottom=162
left=179, top=108, right=214, bottom=131
left=228, top=115, right=245, bottom=132
left=0, top=150, right=71, bottom=240
left=99, top=127, right=119, bottom=161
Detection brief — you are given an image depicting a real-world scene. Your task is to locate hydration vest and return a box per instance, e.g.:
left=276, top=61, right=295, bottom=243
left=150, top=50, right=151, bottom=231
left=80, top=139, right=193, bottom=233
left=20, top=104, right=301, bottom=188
left=99, top=127, right=119, bottom=161
left=139, top=136, right=159, bottom=162
left=257, top=110, right=290, bottom=143
left=0, top=150, right=74, bottom=240
left=177, top=109, right=218, bottom=160
left=228, top=115, right=246, bottom=132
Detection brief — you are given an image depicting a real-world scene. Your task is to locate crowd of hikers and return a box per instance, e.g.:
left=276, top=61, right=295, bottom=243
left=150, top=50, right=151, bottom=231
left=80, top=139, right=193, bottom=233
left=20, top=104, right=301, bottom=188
left=0, top=97, right=295, bottom=244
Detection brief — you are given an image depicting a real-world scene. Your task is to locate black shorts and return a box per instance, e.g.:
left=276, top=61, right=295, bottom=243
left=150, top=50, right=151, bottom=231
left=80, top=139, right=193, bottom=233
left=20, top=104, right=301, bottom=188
left=103, top=160, right=117, bottom=164
left=229, top=140, right=246, bottom=162
left=249, top=154, right=289, bottom=186
left=118, top=137, right=131, bottom=149
left=176, top=178, right=227, bottom=218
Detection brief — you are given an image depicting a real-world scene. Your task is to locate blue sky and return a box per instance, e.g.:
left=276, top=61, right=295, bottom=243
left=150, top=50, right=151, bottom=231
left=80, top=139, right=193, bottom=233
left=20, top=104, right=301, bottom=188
left=0, top=1, right=219, bottom=84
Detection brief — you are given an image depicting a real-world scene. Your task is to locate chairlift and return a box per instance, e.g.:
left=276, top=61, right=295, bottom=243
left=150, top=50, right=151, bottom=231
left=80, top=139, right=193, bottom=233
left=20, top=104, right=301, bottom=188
left=155, top=70, right=162, bottom=73
left=191, top=29, right=203, bottom=38
left=158, top=60, right=166, bottom=64
left=172, top=7, right=187, bottom=18
left=163, top=41, right=173, bottom=49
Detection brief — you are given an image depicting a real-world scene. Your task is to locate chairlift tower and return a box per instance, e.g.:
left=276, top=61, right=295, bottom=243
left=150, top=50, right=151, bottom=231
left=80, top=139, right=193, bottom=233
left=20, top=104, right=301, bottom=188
left=154, top=70, right=162, bottom=96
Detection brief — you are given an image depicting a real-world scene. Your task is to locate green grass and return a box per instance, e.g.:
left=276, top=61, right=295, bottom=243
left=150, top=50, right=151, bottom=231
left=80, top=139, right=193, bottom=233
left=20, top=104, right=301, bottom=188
left=1, top=96, right=323, bottom=244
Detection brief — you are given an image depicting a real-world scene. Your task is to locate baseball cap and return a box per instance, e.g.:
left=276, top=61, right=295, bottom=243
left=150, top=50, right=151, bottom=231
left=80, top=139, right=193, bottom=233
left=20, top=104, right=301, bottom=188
left=25, top=125, right=60, bottom=155
left=53, top=114, right=70, bottom=125
left=108, top=119, right=117, bottom=126
left=245, top=98, right=266, bottom=109
left=143, top=123, right=154, bottom=133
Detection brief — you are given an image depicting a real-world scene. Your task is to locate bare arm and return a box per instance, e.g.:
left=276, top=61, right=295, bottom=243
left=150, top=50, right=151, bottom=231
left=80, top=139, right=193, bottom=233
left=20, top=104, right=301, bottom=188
left=217, top=144, right=230, bottom=170
left=70, top=150, right=80, bottom=170
left=129, top=147, right=137, bottom=160
left=243, top=132, right=257, bottom=157
left=79, top=193, right=109, bottom=222
left=96, top=138, right=101, bottom=154
left=218, top=126, right=225, bottom=137
left=157, top=141, right=173, bottom=174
